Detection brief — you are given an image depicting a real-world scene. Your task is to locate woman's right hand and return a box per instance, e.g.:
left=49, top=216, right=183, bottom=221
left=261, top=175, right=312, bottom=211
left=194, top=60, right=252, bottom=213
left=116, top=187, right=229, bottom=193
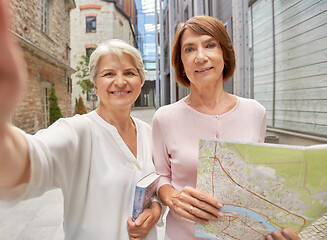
left=159, top=184, right=224, bottom=224
left=266, top=228, right=301, bottom=240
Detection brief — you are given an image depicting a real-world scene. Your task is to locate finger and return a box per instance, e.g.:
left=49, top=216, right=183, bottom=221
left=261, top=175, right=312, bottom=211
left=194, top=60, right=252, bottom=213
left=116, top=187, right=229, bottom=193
left=271, top=230, right=287, bottom=240
left=0, top=0, right=10, bottom=33
left=127, top=217, right=134, bottom=225
left=182, top=188, right=223, bottom=218
left=190, top=199, right=224, bottom=219
left=170, top=191, right=221, bottom=222
left=170, top=201, right=210, bottom=224
left=282, top=228, right=300, bottom=240
left=135, top=211, right=151, bottom=227
left=188, top=205, right=222, bottom=221
left=127, top=217, right=135, bottom=230
left=184, top=186, right=223, bottom=208
left=182, top=207, right=210, bottom=225
left=265, top=234, right=274, bottom=240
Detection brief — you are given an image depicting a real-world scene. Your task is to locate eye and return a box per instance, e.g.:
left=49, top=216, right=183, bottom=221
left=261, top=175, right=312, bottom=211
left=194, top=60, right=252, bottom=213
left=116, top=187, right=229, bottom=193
left=207, top=43, right=217, bottom=49
left=125, top=70, right=138, bottom=76
left=126, top=71, right=136, bottom=76
left=185, top=47, right=194, bottom=53
left=103, top=72, right=113, bottom=77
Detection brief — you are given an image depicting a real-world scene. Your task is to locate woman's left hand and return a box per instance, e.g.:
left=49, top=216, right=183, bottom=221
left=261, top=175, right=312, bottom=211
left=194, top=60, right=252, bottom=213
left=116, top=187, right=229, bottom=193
left=266, top=228, right=301, bottom=240
left=127, top=201, right=162, bottom=240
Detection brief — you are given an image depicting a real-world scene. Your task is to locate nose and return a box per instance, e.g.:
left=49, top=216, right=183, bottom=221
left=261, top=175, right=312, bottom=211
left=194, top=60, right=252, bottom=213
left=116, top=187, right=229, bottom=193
left=195, top=47, right=208, bottom=64
left=114, top=74, right=127, bottom=87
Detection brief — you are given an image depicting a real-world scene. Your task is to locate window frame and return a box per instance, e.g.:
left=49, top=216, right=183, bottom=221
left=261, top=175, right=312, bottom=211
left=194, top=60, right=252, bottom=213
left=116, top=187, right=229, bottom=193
left=41, top=82, right=52, bottom=128
left=85, top=47, right=95, bottom=62
left=40, top=0, right=50, bottom=34
left=86, top=16, right=97, bottom=33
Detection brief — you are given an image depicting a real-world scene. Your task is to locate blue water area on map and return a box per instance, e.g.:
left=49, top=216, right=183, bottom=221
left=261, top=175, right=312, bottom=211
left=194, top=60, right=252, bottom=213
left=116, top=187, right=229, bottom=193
left=195, top=230, right=217, bottom=239
left=221, top=205, right=279, bottom=232
left=195, top=205, right=280, bottom=239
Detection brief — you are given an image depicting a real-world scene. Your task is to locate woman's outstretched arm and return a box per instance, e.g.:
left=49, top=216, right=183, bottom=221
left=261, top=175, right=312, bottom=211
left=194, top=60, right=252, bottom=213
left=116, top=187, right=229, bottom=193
left=0, top=0, right=30, bottom=189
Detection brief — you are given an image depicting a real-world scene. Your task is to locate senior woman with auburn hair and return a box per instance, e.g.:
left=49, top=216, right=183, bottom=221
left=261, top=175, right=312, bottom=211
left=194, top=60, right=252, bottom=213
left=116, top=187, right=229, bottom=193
left=152, top=16, right=300, bottom=240
left=0, top=36, right=161, bottom=239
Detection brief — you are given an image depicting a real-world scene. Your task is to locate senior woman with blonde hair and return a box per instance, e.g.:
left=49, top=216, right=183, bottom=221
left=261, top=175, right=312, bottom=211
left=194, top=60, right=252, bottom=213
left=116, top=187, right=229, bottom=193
left=0, top=37, right=161, bottom=239
left=152, top=15, right=300, bottom=240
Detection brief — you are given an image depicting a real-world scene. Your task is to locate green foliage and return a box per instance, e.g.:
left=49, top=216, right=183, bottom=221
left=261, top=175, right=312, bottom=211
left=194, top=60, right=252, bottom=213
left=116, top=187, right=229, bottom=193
left=49, top=86, right=63, bottom=124
left=75, top=54, right=93, bottom=95
left=75, top=95, right=88, bottom=115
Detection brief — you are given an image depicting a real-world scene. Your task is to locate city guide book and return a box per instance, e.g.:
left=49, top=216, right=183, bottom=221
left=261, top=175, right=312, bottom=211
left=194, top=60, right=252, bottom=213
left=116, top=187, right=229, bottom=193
left=132, top=172, right=160, bottom=221
left=195, top=139, right=327, bottom=239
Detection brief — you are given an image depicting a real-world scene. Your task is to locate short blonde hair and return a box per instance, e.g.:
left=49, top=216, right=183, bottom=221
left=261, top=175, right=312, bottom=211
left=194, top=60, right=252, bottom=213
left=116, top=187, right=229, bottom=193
left=89, top=39, right=146, bottom=84
left=171, top=16, right=236, bottom=88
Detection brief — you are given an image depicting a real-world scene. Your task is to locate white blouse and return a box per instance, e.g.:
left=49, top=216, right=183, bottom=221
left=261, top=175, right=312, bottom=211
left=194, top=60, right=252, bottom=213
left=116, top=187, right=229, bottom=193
left=0, top=111, right=157, bottom=240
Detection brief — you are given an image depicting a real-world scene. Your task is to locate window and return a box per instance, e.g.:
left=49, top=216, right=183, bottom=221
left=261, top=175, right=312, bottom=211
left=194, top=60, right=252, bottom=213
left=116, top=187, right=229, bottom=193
left=67, top=77, right=72, bottom=93
left=202, top=0, right=206, bottom=14
left=85, top=48, right=97, bottom=102
left=41, top=82, right=51, bottom=128
left=86, top=16, right=96, bottom=33
left=87, top=88, right=98, bottom=102
left=66, top=44, right=71, bottom=60
left=184, top=6, right=189, bottom=21
left=85, top=47, right=95, bottom=62
left=175, top=0, right=179, bottom=15
left=208, top=0, right=213, bottom=16
left=40, top=0, right=50, bottom=34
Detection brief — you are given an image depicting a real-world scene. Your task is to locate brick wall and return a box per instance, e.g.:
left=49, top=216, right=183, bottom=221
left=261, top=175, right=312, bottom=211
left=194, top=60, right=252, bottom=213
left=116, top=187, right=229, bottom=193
left=11, top=0, right=72, bottom=64
left=10, top=0, right=75, bottom=133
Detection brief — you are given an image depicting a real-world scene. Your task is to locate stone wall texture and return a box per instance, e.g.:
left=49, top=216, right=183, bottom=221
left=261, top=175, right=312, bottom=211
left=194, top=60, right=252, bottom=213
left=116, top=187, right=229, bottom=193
left=10, top=0, right=75, bottom=133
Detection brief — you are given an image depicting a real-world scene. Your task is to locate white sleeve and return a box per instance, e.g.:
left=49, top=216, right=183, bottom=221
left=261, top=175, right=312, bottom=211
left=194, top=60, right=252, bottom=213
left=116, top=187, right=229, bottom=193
left=0, top=118, right=84, bottom=207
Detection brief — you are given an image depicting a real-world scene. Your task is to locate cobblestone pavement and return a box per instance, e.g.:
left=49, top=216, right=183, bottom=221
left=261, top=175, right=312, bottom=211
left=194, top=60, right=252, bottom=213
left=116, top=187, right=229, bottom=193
left=299, top=213, right=327, bottom=240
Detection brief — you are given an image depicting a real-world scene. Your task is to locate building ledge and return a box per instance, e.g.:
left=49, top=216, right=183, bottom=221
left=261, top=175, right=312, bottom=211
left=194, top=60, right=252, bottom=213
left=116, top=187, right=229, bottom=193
left=12, top=31, right=75, bottom=74
left=267, top=127, right=327, bottom=143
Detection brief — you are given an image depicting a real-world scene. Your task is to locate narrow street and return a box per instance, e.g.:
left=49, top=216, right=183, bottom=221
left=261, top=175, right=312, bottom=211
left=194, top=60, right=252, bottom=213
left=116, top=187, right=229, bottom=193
left=1, top=0, right=326, bottom=239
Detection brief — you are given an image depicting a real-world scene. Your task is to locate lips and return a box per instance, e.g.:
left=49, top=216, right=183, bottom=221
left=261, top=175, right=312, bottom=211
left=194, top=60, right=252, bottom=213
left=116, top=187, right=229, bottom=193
left=195, top=67, right=213, bottom=73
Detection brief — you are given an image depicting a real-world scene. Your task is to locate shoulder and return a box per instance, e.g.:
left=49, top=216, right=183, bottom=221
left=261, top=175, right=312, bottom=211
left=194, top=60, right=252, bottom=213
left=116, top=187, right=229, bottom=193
left=237, top=96, right=266, bottom=115
left=57, top=112, right=92, bottom=128
left=35, top=112, right=95, bottom=138
left=153, top=99, right=185, bottom=121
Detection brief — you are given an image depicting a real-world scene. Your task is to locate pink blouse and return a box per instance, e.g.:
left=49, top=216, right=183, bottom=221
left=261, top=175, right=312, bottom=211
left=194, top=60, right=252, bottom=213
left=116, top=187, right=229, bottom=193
left=152, top=96, right=266, bottom=240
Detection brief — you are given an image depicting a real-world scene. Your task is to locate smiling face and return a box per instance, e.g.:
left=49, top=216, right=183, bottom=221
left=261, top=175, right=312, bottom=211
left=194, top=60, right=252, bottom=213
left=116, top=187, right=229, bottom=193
left=94, top=53, right=142, bottom=111
left=180, top=29, right=224, bottom=88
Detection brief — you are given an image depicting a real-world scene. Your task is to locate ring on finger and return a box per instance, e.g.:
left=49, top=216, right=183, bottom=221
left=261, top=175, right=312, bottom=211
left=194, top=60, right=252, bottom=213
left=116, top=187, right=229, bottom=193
left=189, top=206, right=194, bottom=214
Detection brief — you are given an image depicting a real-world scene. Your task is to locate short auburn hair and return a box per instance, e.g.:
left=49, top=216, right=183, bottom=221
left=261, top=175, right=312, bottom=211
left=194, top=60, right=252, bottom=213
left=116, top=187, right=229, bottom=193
left=171, top=16, right=236, bottom=88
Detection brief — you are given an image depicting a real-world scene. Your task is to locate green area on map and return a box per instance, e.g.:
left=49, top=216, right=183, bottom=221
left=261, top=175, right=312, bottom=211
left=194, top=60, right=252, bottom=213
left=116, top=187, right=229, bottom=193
left=195, top=139, right=327, bottom=239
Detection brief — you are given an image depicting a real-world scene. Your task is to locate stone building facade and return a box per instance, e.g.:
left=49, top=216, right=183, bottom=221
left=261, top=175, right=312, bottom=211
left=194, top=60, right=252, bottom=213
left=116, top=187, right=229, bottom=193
left=70, top=0, right=137, bottom=112
left=10, top=0, right=76, bottom=134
